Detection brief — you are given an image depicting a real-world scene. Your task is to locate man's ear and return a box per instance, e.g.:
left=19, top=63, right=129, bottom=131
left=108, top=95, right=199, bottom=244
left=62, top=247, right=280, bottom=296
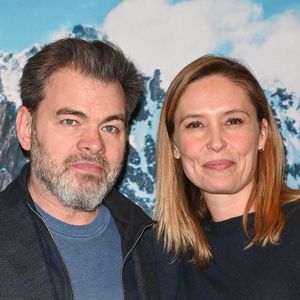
left=16, top=106, right=32, bottom=151
left=173, top=142, right=181, bottom=159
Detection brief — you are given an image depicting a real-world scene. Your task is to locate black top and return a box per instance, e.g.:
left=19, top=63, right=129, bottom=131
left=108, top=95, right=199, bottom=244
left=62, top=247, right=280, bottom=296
left=178, top=201, right=300, bottom=299
left=0, top=163, right=170, bottom=300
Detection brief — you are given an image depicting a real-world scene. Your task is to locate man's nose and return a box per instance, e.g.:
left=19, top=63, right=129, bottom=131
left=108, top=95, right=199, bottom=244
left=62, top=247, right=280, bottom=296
left=77, top=127, right=105, bottom=155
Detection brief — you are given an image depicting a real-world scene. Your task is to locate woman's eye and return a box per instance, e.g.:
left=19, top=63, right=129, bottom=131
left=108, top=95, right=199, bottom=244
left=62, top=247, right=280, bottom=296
left=226, top=117, right=243, bottom=125
left=186, top=121, right=203, bottom=128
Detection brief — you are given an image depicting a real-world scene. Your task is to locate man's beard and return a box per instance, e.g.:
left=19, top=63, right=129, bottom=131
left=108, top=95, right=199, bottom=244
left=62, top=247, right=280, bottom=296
left=30, top=130, right=123, bottom=211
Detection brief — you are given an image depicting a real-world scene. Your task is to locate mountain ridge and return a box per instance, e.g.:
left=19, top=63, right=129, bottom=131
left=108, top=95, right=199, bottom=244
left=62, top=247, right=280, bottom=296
left=0, top=24, right=299, bottom=214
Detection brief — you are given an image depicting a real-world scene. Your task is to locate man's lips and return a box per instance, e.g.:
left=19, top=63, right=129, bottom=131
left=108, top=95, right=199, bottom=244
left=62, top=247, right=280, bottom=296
left=203, top=160, right=235, bottom=170
left=71, top=162, right=105, bottom=173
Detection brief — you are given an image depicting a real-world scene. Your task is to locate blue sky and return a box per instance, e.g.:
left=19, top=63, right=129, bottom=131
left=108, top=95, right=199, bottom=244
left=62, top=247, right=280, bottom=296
left=1, top=0, right=300, bottom=98
left=0, top=0, right=299, bottom=52
left=257, top=0, right=300, bottom=17
left=0, top=0, right=121, bottom=52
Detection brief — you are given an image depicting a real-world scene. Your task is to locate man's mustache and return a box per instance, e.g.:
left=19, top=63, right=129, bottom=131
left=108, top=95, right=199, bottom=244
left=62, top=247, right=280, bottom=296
left=63, top=153, right=110, bottom=172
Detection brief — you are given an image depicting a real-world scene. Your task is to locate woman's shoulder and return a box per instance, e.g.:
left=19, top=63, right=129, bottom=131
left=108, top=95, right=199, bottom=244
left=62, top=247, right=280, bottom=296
left=282, top=200, right=300, bottom=235
left=282, top=199, right=300, bottom=217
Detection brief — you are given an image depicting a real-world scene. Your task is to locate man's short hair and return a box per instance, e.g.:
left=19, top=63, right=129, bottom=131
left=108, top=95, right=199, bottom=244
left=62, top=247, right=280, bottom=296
left=20, top=38, right=145, bottom=120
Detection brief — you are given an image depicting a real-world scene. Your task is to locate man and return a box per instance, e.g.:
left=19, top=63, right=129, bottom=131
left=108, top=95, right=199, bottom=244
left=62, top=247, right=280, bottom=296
left=0, top=38, right=162, bottom=299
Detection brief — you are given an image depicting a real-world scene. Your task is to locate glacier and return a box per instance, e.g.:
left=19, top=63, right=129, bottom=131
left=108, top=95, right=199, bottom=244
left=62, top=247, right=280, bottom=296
left=0, top=25, right=299, bottom=215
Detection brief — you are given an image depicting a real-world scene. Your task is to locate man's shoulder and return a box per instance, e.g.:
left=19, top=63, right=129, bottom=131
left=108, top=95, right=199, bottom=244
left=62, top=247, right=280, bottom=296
left=0, top=174, right=33, bottom=234
left=0, top=163, right=31, bottom=206
left=0, top=177, right=23, bottom=209
left=104, top=188, right=153, bottom=225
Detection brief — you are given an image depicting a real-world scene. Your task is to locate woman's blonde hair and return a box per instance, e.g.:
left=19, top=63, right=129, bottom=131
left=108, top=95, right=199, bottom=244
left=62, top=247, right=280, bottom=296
left=155, top=55, right=300, bottom=267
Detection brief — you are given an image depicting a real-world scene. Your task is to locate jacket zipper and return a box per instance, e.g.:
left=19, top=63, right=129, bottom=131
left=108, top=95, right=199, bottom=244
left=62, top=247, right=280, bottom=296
left=120, top=223, right=154, bottom=300
left=27, top=203, right=75, bottom=300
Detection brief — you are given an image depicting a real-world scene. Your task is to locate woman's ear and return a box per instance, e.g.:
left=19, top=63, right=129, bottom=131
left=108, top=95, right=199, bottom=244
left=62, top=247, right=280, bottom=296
left=258, top=118, right=268, bottom=151
left=16, top=106, right=32, bottom=151
left=173, top=142, right=181, bottom=159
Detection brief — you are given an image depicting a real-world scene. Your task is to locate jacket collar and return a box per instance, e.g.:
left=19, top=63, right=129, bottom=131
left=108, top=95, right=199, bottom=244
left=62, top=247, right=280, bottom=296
left=103, top=188, right=154, bottom=256
left=11, top=163, right=154, bottom=255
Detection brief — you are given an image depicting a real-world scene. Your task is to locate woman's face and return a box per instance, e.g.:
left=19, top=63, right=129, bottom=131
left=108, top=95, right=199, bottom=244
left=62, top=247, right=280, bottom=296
left=172, top=74, right=268, bottom=202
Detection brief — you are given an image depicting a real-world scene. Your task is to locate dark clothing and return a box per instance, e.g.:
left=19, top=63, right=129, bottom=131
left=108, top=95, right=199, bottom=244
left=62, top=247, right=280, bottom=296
left=178, top=201, right=300, bottom=299
left=0, top=164, right=169, bottom=299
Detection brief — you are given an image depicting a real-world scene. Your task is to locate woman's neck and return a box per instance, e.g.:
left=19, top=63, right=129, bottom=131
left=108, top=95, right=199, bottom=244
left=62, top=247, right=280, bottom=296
left=203, top=184, right=254, bottom=222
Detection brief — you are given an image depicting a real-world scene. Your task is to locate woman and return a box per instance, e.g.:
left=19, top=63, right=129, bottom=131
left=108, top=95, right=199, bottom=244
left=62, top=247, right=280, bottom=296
left=155, top=55, right=300, bottom=299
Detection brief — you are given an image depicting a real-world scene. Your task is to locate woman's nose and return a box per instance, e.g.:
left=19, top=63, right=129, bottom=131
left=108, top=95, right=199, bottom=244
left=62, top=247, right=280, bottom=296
left=206, top=125, right=227, bottom=152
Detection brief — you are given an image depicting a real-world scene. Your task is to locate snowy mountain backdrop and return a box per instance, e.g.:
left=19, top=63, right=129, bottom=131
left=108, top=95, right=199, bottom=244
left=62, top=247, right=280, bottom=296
left=0, top=25, right=299, bottom=215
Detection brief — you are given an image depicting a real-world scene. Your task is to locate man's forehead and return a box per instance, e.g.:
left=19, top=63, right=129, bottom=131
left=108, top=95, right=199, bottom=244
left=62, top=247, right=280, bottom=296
left=55, top=106, right=126, bottom=122
left=46, top=67, right=122, bottom=88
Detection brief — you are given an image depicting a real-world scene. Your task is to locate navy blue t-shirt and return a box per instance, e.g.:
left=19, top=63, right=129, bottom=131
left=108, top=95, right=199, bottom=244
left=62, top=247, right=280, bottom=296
left=37, top=204, right=123, bottom=300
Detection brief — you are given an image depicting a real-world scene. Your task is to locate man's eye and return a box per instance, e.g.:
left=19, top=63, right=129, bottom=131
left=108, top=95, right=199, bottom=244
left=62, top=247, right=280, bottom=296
left=102, top=125, right=119, bottom=134
left=226, top=117, right=243, bottom=125
left=62, top=119, right=78, bottom=126
left=186, top=121, right=203, bottom=128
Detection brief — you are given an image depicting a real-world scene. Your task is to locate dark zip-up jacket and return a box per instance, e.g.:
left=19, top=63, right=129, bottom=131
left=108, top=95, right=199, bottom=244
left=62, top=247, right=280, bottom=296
left=0, top=164, right=164, bottom=299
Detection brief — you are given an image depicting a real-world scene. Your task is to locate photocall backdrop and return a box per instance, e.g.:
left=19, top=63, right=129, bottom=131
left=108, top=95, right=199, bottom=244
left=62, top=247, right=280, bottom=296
left=0, top=0, right=299, bottom=215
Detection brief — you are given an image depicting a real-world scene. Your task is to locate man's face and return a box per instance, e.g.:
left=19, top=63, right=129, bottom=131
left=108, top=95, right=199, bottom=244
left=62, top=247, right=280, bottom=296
left=28, top=68, right=127, bottom=211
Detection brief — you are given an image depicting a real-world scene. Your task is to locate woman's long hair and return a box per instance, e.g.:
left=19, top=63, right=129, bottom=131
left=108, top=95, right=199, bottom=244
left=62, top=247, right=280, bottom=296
left=155, top=55, right=300, bottom=267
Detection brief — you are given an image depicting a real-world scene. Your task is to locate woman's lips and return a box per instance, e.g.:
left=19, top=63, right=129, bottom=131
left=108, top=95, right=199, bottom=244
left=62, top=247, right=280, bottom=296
left=203, top=160, right=235, bottom=170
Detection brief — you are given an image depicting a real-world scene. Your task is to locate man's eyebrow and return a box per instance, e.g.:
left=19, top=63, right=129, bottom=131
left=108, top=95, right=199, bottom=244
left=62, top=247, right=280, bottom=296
left=56, top=108, right=126, bottom=123
left=104, top=114, right=126, bottom=123
left=56, top=108, right=87, bottom=119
